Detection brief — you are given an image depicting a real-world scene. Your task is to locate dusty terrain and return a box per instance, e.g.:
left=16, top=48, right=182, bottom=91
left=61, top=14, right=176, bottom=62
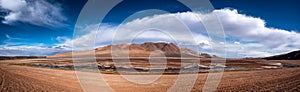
left=1, top=59, right=300, bottom=92
left=0, top=60, right=82, bottom=92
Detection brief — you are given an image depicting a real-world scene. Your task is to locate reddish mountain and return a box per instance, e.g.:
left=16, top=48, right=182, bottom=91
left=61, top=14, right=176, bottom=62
left=264, top=50, right=300, bottom=60
left=48, top=42, right=211, bottom=58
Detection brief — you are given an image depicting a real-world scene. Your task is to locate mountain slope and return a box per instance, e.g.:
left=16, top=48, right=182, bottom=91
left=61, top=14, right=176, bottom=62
left=48, top=42, right=211, bottom=58
left=264, top=50, right=300, bottom=60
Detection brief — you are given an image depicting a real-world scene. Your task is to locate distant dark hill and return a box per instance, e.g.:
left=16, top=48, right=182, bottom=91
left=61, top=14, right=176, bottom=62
left=0, top=56, right=45, bottom=60
left=48, top=42, right=212, bottom=58
left=264, top=50, right=300, bottom=60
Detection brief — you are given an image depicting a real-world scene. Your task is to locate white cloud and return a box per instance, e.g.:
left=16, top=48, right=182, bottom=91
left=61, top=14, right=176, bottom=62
left=0, top=0, right=66, bottom=27
left=56, top=36, right=70, bottom=43
left=0, top=0, right=26, bottom=11
left=67, top=8, right=299, bottom=58
left=210, top=9, right=300, bottom=57
left=0, top=36, right=72, bottom=56
left=0, top=34, right=72, bottom=56
left=234, top=42, right=240, bottom=45
left=2, top=8, right=299, bottom=57
left=0, top=45, right=71, bottom=56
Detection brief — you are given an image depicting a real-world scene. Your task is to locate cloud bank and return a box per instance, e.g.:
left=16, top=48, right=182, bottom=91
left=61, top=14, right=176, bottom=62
left=0, top=0, right=67, bottom=27
left=0, top=45, right=70, bottom=56
left=2, top=8, right=299, bottom=57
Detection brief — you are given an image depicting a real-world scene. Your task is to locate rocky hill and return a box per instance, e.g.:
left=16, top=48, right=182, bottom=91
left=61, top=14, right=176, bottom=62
left=264, top=50, right=300, bottom=60
left=47, top=42, right=211, bottom=58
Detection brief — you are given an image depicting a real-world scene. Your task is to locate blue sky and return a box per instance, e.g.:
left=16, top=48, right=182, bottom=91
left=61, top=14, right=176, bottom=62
left=0, top=0, right=299, bottom=57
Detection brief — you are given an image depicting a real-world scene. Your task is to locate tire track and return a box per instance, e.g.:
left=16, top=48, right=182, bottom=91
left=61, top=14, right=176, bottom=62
left=0, top=69, right=5, bottom=91
left=275, top=74, right=300, bottom=91
left=288, top=84, right=300, bottom=91
left=0, top=64, right=80, bottom=92
left=217, top=69, right=300, bottom=91
left=258, top=73, right=300, bottom=91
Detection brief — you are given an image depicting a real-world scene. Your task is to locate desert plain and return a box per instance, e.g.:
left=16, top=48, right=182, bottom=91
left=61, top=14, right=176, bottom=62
left=0, top=42, right=299, bottom=91
left=0, top=57, right=300, bottom=92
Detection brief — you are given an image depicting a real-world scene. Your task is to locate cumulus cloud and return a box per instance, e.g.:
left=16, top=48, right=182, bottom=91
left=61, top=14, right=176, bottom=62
left=210, top=9, right=300, bottom=57
left=0, top=0, right=67, bottom=27
left=65, top=8, right=300, bottom=58
left=2, top=8, right=299, bottom=57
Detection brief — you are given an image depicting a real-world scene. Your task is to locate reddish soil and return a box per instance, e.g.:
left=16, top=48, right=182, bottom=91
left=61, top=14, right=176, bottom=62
left=0, top=60, right=82, bottom=92
left=0, top=59, right=300, bottom=92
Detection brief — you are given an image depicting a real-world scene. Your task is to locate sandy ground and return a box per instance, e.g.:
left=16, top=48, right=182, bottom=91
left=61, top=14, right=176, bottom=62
left=0, top=60, right=82, bottom=92
left=0, top=59, right=300, bottom=92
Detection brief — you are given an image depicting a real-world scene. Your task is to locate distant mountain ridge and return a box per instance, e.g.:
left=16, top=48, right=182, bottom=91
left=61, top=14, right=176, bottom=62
left=264, top=50, right=300, bottom=60
left=48, top=42, right=211, bottom=58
